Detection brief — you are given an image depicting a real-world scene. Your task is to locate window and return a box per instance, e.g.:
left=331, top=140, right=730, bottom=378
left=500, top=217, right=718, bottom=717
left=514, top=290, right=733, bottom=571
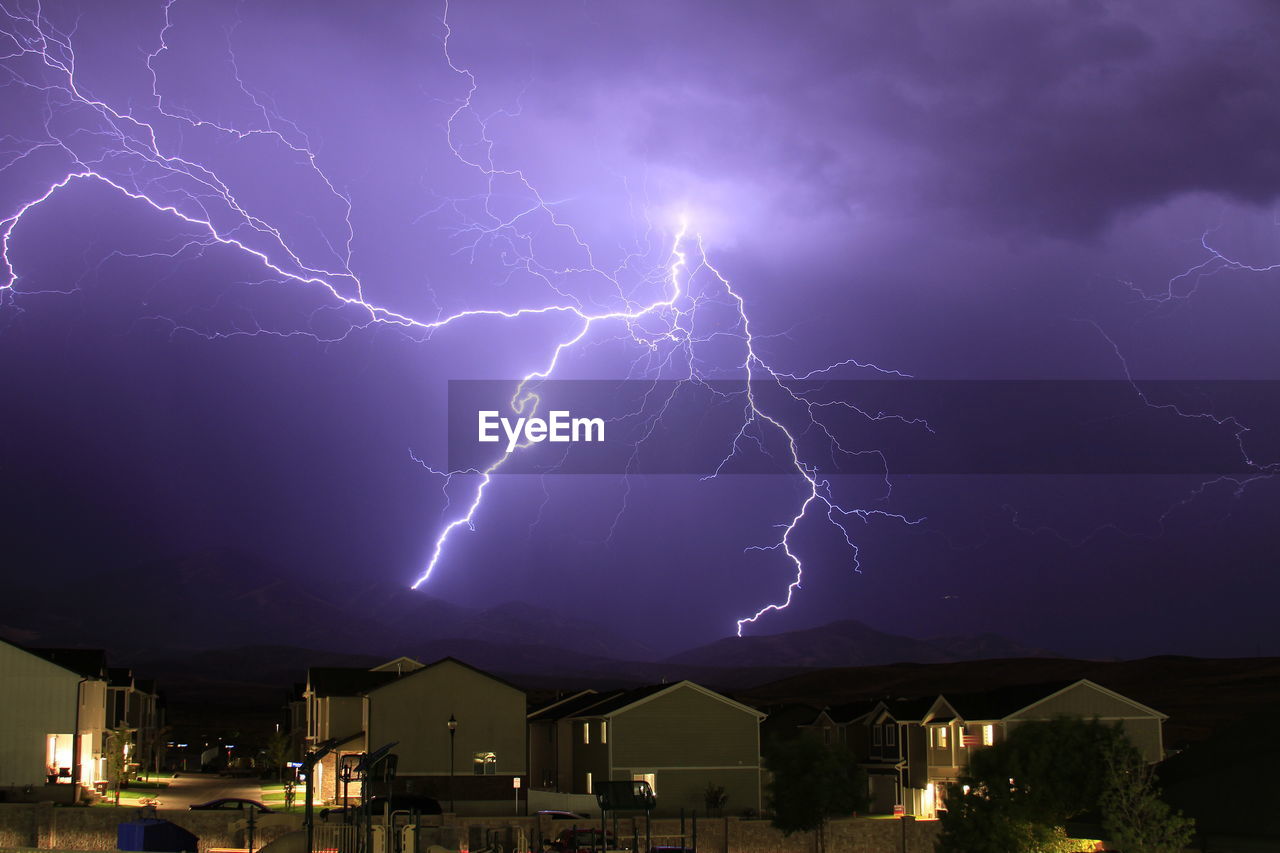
left=632, top=772, right=656, bottom=795
left=982, top=724, right=994, bottom=746
left=601, top=721, right=607, bottom=744
left=872, top=726, right=882, bottom=746
left=472, top=752, right=497, bottom=775
left=585, top=771, right=593, bottom=794
left=823, top=727, right=831, bottom=745
left=583, top=722, right=590, bottom=745
left=885, top=725, right=896, bottom=746
left=935, top=726, right=948, bottom=748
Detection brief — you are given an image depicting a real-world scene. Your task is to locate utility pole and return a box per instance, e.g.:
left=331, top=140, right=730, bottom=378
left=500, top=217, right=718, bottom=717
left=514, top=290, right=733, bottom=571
left=303, top=738, right=341, bottom=853
left=447, top=715, right=458, bottom=813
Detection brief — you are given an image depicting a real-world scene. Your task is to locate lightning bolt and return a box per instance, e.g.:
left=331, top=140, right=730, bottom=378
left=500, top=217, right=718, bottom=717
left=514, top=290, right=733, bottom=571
left=0, top=0, right=922, bottom=634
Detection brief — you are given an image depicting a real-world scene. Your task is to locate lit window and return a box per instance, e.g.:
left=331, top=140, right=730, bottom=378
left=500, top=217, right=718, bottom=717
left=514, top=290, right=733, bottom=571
left=585, top=771, right=593, bottom=794
left=583, top=723, right=590, bottom=745
left=983, top=725, right=994, bottom=746
left=631, top=772, right=656, bottom=795
left=601, top=721, right=607, bottom=744
left=472, top=752, right=497, bottom=775
left=936, top=727, right=949, bottom=748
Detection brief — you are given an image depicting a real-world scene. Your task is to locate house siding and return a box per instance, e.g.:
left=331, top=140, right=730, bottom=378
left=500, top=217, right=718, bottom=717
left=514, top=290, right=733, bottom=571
left=610, top=688, right=757, bottom=769
left=0, top=643, right=80, bottom=788
left=1008, top=682, right=1164, bottom=761
left=366, top=660, right=526, bottom=777
left=610, top=766, right=759, bottom=815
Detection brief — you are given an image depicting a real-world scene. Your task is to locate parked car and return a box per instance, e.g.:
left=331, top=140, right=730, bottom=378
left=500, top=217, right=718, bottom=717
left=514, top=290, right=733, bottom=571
left=189, top=798, right=273, bottom=813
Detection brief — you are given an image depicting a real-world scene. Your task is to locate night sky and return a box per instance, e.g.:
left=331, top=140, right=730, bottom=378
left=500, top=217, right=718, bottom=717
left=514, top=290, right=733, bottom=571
left=3, top=0, right=1279, bottom=659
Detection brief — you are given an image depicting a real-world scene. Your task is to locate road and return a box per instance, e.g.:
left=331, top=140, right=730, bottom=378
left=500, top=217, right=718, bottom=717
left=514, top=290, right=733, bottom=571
left=151, top=772, right=264, bottom=809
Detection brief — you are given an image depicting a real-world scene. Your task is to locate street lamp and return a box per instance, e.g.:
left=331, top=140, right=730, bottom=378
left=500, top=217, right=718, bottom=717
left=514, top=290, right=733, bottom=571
left=447, top=714, right=457, bottom=813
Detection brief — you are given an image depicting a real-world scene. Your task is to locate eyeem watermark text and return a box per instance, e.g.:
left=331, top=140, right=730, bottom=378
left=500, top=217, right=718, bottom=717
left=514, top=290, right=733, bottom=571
left=478, top=410, right=606, bottom=453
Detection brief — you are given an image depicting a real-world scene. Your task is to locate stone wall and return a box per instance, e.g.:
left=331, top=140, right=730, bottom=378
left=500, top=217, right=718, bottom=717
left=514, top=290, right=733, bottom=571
left=0, top=805, right=300, bottom=852
left=0, top=807, right=943, bottom=853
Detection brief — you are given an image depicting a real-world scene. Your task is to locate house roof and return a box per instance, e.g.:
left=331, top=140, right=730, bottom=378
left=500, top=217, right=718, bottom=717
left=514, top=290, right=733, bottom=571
left=878, top=696, right=938, bottom=723
left=759, top=703, right=824, bottom=739
left=28, top=647, right=109, bottom=679
left=943, top=681, right=1082, bottom=721
left=572, top=681, right=767, bottom=720
left=108, top=667, right=134, bottom=687
left=528, top=690, right=605, bottom=721
left=571, top=684, right=670, bottom=716
left=370, top=656, right=425, bottom=673
left=363, top=656, right=526, bottom=697
left=309, top=657, right=525, bottom=698
left=826, top=701, right=879, bottom=725
left=308, top=667, right=398, bottom=697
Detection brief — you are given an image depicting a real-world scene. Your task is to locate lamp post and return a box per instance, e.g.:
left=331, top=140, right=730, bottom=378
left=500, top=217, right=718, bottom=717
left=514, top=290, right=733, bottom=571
left=447, top=714, right=457, bottom=813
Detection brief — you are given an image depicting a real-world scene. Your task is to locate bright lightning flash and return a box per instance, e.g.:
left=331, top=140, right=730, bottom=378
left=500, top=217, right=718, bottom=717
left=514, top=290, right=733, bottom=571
left=0, top=0, right=921, bottom=635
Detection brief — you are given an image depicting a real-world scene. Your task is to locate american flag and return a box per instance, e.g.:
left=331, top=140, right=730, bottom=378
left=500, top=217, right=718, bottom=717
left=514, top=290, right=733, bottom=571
left=961, top=733, right=981, bottom=747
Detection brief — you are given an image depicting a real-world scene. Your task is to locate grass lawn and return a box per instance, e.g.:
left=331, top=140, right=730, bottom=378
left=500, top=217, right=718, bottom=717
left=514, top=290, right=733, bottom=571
left=260, top=782, right=307, bottom=814
left=91, top=788, right=163, bottom=807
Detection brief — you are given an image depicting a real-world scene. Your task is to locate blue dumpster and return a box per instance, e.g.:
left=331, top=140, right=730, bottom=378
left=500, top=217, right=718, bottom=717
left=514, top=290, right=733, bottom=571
left=118, top=818, right=199, bottom=853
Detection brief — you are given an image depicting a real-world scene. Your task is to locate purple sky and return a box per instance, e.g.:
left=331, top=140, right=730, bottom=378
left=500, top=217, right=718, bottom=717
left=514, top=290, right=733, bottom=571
left=2, top=0, right=1279, bottom=658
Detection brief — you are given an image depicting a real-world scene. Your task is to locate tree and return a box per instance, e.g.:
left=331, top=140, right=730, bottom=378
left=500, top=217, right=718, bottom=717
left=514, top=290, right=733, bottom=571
left=265, top=731, right=291, bottom=781
left=764, top=738, right=868, bottom=852
left=704, top=782, right=728, bottom=817
left=137, top=724, right=171, bottom=780
left=1102, top=742, right=1195, bottom=853
left=938, top=717, right=1135, bottom=853
left=105, top=728, right=134, bottom=806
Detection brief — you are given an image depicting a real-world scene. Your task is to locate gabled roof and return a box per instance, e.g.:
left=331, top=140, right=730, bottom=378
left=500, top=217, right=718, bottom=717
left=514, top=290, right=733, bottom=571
left=759, top=703, right=824, bottom=740
left=28, top=647, right=109, bottom=679
left=876, top=696, right=937, bottom=723
left=1017, top=679, right=1167, bottom=721
left=370, top=657, right=425, bottom=674
left=308, top=667, right=397, bottom=697
left=942, top=680, right=1091, bottom=722
left=309, top=656, right=524, bottom=699
left=826, top=700, right=879, bottom=725
left=571, top=681, right=766, bottom=720
left=572, top=684, right=669, bottom=716
left=528, top=690, right=604, bottom=721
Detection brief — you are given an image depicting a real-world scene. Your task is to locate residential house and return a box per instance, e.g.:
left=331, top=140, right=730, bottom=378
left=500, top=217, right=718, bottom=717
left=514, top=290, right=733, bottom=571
left=106, top=668, right=164, bottom=775
left=852, top=679, right=1167, bottom=820
left=529, top=681, right=766, bottom=817
left=798, top=701, right=877, bottom=757
left=303, top=656, right=527, bottom=813
left=0, top=640, right=110, bottom=802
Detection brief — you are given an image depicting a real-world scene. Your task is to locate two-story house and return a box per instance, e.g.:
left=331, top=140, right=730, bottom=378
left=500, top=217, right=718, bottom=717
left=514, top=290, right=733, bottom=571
left=303, top=656, right=527, bottom=813
left=0, top=639, right=111, bottom=802
left=851, top=679, right=1167, bottom=819
left=106, top=668, right=164, bottom=775
left=529, top=681, right=766, bottom=817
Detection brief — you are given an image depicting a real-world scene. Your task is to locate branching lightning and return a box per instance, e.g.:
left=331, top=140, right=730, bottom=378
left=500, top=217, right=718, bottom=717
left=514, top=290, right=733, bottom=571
left=0, top=0, right=924, bottom=635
